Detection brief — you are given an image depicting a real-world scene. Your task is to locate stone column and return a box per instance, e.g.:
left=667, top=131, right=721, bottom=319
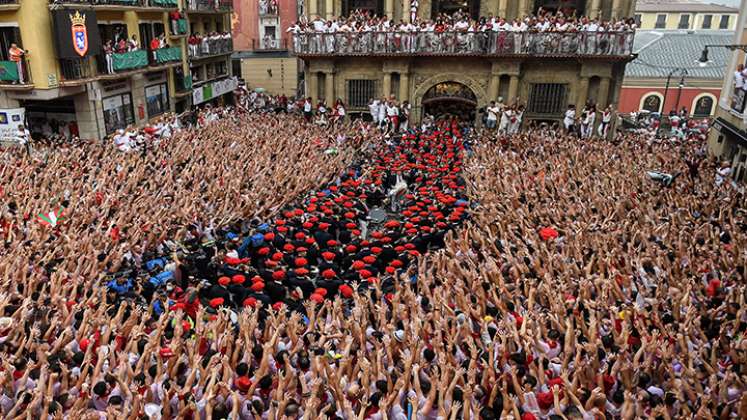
left=611, top=0, right=621, bottom=19
left=383, top=72, right=391, bottom=98
left=590, top=0, right=601, bottom=18
left=497, top=0, right=508, bottom=17
left=576, top=77, right=589, bottom=109
left=308, top=0, right=317, bottom=18
left=598, top=76, right=611, bottom=108
left=518, top=0, right=531, bottom=17
left=403, top=0, right=411, bottom=22
left=508, top=75, right=519, bottom=103
left=325, top=71, right=335, bottom=103
left=308, top=71, right=318, bottom=103
left=399, top=72, right=409, bottom=102
left=385, top=0, right=394, bottom=19
left=488, top=73, right=500, bottom=101
left=325, top=0, right=334, bottom=19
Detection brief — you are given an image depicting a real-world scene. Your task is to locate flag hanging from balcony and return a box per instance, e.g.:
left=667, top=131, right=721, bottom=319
left=51, top=9, right=102, bottom=59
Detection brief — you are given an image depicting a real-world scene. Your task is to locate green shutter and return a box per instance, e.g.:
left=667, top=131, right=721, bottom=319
left=0, top=61, right=19, bottom=82
left=112, top=50, right=149, bottom=71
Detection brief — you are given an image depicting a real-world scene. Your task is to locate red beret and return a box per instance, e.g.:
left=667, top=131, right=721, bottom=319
left=264, top=233, right=275, bottom=241
left=275, top=219, right=286, bottom=226
left=251, top=282, right=265, bottom=291
left=209, top=297, right=224, bottom=308
left=322, top=252, right=336, bottom=261
left=251, top=275, right=263, bottom=283
left=390, top=259, right=404, bottom=268
left=326, top=240, right=337, bottom=247
left=160, top=347, right=175, bottom=358
left=385, top=266, right=396, bottom=274
left=339, top=284, right=354, bottom=298
left=302, top=222, right=314, bottom=229
left=283, top=244, right=295, bottom=252
left=352, top=260, right=365, bottom=270
left=232, top=275, right=246, bottom=284
left=345, top=222, right=357, bottom=229
left=272, top=302, right=284, bottom=311
left=319, top=222, right=330, bottom=230
left=371, top=231, right=383, bottom=239
left=314, top=287, right=328, bottom=296
left=295, top=257, right=307, bottom=267
left=295, top=232, right=306, bottom=240
left=404, top=243, right=416, bottom=250
left=305, top=237, right=315, bottom=245
left=293, top=209, right=304, bottom=216
left=345, top=245, right=357, bottom=253
left=277, top=226, right=288, bottom=233
left=394, top=245, right=405, bottom=252
left=295, top=268, right=309, bottom=276
left=243, top=297, right=257, bottom=308
left=359, top=269, right=372, bottom=279
left=236, top=376, right=252, bottom=392
left=352, top=229, right=361, bottom=236
left=384, top=220, right=400, bottom=228
left=271, top=252, right=284, bottom=261
left=272, top=270, right=285, bottom=280
left=363, top=255, right=376, bottom=264
left=371, top=247, right=383, bottom=254
left=344, top=212, right=355, bottom=219
left=322, top=269, right=336, bottom=279
left=218, top=276, right=231, bottom=286
left=310, top=293, right=324, bottom=304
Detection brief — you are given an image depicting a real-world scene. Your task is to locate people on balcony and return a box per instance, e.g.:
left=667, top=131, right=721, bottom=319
left=288, top=8, right=636, bottom=56
left=8, top=43, right=27, bottom=84
left=188, top=32, right=233, bottom=58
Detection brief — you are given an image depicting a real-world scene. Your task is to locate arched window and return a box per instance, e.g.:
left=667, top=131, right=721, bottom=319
left=640, top=93, right=662, bottom=113
left=692, top=95, right=715, bottom=117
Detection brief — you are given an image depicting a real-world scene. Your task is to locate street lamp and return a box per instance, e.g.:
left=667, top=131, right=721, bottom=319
left=698, top=44, right=747, bottom=66
left=662, top=68, right=688, bottom=115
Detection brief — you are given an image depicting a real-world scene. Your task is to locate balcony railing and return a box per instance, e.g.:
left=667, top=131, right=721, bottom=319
left=292, top=31, right=635, bottom=57
left=252, top=38, right=287, bottom=51
left=50, top=0, right=177, bottom=6
left=0, top=58, right=31, bottom=86
left=188, top=38, right=233, bottom=58
left=60, top=57, right=96, bottom=81
left=109, top=50, right=149, bottom=72
left=155, top=47, right=182, bottom=64
left=188, top=0, right=232, bottom=11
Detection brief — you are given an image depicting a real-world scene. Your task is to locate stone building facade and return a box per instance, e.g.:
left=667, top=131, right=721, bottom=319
left=294, top=0, right=637, bottom=123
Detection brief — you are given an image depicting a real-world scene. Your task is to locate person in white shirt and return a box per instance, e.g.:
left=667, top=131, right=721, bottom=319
left=598, top=105, right=613, bottom=138
left=303, top=97, right=313, bottom=122
left=499, top=105, right=513, bottom=134
left=113, top=129, right=132, bottom=152
left=377, top=98, right=387, bottom=130
left=485, top=101, right=499, bottom=129
left=563, top=104, right=577, bottom=134
left=735, top=64, right=745, bottom=92
left=369, top=98, right=380, bottom=125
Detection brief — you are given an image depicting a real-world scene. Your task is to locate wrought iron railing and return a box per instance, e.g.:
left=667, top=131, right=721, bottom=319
left=259, top=0, right=278, bottom=15
left=59, top=57, right=96, bottom=81
left=188, top=38, right=233, bottom=58
left=187, top=0, right=232, bottom=11
left=252, top=38, right=287, bottom=51
left=50, top=0, right=177, bottom=6
left=291, top=31, right=635, bottom=57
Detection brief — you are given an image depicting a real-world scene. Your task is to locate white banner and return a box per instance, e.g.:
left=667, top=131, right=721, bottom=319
left=192, top=77, right=238, bottom=105
left=0, top=108, right=26, bottom=143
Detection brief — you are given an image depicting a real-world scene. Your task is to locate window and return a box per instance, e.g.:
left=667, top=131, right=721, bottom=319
left=102, top=93, right=134, bottom=134
left=634, top=14, right=642, bottom=27
left=641, top=94, right=662, bottom=113
left=527, top=83, right=567, bottom=116
left=678, top=14, right=690, bottom=29
left=719, top=15, right=730, bottom=29
left=702, top=14, right=713, bottom=29
left=347, top=79, right=377, bottom=108
left=145, top=83, right=169, bottom=118
left=264, top=26, right=276, bottom=38
left=692, top=95, right=714, bottom=117
left=655, top=14, right=667, bottom=29
left=0, top=27, right=22, bottom=61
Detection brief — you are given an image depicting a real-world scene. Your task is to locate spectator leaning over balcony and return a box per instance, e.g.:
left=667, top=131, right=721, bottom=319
left=8, top=43, right=26, bottom=84
left=116, top=37, right=128, bottom=53
left=735, top=63, right=746, bottom=95
left=169, top=10, right=183, bottom=35
left=149, top=36, right=161, bottom=61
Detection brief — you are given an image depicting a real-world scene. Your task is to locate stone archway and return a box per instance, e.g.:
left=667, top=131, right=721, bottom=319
left=412, top=73, right=488, bottom=123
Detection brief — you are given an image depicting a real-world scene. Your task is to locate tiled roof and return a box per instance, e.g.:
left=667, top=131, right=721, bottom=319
left=625, top=30, right=733, bottom=79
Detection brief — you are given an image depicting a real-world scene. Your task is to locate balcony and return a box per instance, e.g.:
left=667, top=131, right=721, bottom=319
left=59, top=57, right=97, bottom=84
left=258, top=0, right=278, bottom=16
left=188, top=38, right=233, bottom=59
left=252, top=38, right=288, bottom=51
left=187, top=0, right=232, bottom=12
left=155, top=47, right=182, bottom=64
left=291, top=31, right=635, bottom=58
left=0, top=58, right=32, bottom=89
left=111, top=50, right=149, bottom=72
left=49, top=0, right=177, bottom=8
left=0, top=0, right=19, bottom=10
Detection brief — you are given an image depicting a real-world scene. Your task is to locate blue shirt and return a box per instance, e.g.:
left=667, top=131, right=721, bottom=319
left=107, top=278, right=133, bottom=295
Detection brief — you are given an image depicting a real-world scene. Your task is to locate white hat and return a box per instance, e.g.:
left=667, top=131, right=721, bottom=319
left=0, top=317, right=12, bottom=330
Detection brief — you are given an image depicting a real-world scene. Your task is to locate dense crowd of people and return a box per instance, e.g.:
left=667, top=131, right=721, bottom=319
left=288, top=8, right=636, bottom=55
left=0, top=105, right=745, bottom=420
left=188, top=32, right=233, bottom=58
